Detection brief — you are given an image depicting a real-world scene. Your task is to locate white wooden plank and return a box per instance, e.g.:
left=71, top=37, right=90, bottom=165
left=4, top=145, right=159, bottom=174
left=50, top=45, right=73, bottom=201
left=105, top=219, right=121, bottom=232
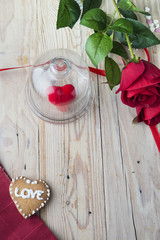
left=99, top=1, right=160, bottom=239
left=0, top=0, right=39, bottom=179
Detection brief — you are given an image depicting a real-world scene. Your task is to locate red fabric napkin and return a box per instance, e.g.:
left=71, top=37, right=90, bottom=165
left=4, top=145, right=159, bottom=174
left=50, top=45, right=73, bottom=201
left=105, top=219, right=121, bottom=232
left=0, top=164, right=58, bottom=240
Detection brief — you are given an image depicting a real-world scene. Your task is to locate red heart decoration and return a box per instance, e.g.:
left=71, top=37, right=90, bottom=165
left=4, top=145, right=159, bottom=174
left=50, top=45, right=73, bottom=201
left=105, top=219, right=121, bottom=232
left=46, top=84, right=76, bottom=106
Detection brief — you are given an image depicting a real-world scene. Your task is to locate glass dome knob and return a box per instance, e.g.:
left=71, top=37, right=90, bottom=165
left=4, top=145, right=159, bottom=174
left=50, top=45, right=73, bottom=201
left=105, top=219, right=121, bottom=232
left=50, top=58, right=71, bottom=76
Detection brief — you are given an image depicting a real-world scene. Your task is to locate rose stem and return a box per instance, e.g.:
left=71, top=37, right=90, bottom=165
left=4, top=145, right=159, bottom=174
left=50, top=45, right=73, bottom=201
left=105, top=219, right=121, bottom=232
left=108, top=10, right=117, bottom=28
left=112, top=0, right=136, bottom=60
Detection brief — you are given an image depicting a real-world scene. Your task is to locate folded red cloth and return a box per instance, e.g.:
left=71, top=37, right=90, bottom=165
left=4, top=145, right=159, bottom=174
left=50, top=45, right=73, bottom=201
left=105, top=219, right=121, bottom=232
left=0, top=164, right=58, bottom=240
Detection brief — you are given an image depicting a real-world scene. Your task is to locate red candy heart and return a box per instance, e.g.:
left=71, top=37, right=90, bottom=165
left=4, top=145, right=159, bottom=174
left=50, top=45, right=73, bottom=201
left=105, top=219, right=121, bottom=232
left=46, top=84, right=76, bottom=106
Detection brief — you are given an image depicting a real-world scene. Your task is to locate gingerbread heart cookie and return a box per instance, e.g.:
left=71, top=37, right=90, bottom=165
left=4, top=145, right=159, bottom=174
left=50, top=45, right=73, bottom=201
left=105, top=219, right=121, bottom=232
left=9, top=176, right=50, bottom=219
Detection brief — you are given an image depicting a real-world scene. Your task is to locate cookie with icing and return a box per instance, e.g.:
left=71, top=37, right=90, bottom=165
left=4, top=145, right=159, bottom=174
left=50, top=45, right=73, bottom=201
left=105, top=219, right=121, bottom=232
left=9, top=177, right=50, bottom=219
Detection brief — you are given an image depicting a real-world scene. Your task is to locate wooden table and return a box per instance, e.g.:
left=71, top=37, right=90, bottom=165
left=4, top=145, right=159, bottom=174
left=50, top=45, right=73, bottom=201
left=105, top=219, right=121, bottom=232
left=0, top=1, right=160, bottom=239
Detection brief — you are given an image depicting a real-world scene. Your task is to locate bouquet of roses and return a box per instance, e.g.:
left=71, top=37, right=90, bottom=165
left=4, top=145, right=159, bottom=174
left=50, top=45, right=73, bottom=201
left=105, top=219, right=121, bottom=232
left=56, top=0, right=160, bottom=151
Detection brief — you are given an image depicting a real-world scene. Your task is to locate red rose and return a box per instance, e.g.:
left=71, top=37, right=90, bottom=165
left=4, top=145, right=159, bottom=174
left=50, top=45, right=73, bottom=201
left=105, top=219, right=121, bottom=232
left=116, top=60, right=160, bottom=108
left=136, top=104, right=160, bottom=126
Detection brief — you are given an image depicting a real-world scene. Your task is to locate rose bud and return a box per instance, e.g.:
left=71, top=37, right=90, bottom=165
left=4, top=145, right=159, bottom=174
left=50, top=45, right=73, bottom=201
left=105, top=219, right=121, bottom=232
left=116, top=60, right=160, bottom=108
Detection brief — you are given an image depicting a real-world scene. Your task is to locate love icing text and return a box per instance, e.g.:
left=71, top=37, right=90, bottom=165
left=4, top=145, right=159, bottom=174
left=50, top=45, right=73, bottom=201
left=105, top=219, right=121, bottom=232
left=15, top=187, right=44, bottom=200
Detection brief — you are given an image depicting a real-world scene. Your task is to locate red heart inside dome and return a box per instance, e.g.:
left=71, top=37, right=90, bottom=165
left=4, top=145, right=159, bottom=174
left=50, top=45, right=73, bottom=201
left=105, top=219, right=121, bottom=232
left=46, top=84, right=76, bottom=106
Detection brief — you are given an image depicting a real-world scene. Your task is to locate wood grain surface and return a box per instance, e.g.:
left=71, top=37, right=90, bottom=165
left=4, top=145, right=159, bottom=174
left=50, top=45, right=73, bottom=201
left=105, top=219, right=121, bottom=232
left=0, top=1, right=160, bottom=240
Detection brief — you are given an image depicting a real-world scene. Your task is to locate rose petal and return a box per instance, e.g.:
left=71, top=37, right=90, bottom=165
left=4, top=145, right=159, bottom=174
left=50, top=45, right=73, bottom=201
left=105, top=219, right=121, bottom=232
left=147, top=19, right=152, bottom=24
left=121, top=92, right=133, bottom=107
left=146, top=16, right=152, bottom=20
left=145, top=7, right=150, bottom=12
left=137, top=94, right=157, bottom=106
left=153, top=20, right=159, bottom=24
left=148, top=113, right=160, bottom=125
left=136, top=104, right=160, bottom=125
left=143, top=104, right=160, bottom=119
left=127, top=88, right=146, bottom=98
left=148, top=85, right=160, bottom=95
left=116, top=60, right=145, bottom=93
left=122, top=92, right=158, bottom=107
left=127, top=87, right=160, bottom=98
left=127, top=61, right=160, bottom=91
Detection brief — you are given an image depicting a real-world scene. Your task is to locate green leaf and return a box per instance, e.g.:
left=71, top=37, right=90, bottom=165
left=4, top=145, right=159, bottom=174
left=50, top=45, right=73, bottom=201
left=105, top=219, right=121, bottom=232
left=117, top=0, right=137, bottom=19
left=118, top=0, right=150, bottom=16
left=132, top=116, right=138, bottom=124
left=119, top=8, right=138, bottom=20
left=85, top=33, right=113, bottom=67
left=119, top=8, right=137, bottom=20
left=105, top=57, right=121, bottom=90
left=108, top=18, right=133, bottom=34
left=82, top=0, right=102, bottom=17
left=116, top=18, right=160, bottom=49
left=111, top=41, right=129, bottom=60
left=80, top=9, right=110, bottom=31
left=57, top=0, right=81, bottom=29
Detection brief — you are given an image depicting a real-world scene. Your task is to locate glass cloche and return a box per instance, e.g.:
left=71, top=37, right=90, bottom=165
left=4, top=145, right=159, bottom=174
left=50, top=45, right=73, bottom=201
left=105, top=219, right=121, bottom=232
left=26, top=49, right=94, bottom=123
